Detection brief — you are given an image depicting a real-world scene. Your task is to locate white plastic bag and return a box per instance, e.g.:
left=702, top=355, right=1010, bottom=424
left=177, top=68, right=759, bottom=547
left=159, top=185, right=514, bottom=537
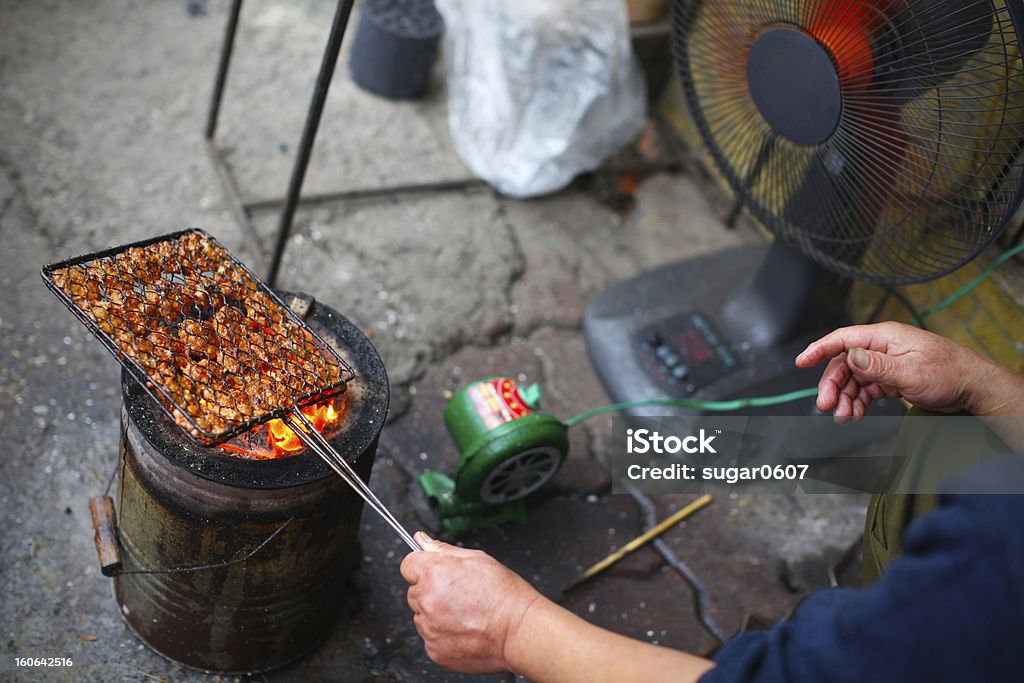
left=437, top=0, right=647, bottom=198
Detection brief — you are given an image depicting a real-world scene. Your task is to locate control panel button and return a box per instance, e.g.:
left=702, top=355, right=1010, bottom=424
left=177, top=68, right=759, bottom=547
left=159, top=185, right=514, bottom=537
left=633, top=313, right=740, bottom=398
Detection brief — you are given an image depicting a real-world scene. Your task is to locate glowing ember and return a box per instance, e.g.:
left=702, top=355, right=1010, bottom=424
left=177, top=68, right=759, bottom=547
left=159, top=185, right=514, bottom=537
left=219, top=395, right=346, bottom=459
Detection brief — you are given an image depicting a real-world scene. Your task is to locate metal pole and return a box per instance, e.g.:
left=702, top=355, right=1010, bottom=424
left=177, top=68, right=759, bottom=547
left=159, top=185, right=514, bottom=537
left=205, top=0, right=244, bottom=140
left=267, top=0, right=356, bottom=287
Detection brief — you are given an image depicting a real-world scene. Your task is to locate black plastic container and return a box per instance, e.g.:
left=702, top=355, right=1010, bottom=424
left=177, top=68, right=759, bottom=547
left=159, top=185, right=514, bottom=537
left=348, top=0, right=444, bottom=99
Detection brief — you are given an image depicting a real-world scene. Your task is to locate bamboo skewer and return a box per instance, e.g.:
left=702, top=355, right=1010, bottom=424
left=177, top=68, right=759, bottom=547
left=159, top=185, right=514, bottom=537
left=564, top=494, right=713, bottom=592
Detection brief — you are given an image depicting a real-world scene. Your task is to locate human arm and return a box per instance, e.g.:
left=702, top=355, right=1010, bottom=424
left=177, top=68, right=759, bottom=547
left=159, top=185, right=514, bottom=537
left=704, top=457, right=1024, bottom=683
left=794, top=321, right=1024, bottom=449
left=400, top=532, right=713, bottom=682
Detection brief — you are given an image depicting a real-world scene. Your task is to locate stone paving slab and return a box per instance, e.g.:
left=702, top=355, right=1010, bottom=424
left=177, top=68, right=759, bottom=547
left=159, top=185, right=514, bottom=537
left=0, top=0, right=244, bottom=257
left=213, top=0, right=471, bottom=203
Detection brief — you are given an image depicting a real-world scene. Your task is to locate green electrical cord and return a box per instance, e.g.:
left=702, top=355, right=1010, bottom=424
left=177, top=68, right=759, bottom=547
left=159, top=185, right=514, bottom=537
left=563, top=242, right=1024, bottom=427
left=917, top=242, right=1024, bottom=321
left=562, top=387, right=819, bottom=427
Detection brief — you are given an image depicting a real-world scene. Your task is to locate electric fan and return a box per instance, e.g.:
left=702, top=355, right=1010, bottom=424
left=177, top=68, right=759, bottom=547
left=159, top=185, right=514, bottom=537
left=585, top=0, right=1024, bottom=417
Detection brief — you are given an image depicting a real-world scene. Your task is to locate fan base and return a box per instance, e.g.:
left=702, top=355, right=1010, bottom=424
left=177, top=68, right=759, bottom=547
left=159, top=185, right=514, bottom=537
left=584, top=244, right=905, bottom=422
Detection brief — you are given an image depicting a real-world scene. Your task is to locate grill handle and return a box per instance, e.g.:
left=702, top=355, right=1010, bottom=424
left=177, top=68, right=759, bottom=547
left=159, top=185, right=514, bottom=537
left=287, top=410, right=422, bottom=552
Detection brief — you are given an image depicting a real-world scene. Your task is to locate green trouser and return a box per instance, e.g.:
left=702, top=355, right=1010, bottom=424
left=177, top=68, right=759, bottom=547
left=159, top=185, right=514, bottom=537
left=862, top=408, right=1012, bottom=585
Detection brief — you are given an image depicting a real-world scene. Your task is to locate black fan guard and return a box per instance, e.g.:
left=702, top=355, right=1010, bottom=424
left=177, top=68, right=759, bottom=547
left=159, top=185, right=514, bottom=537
left=671, top=0, right=1024, bottom=285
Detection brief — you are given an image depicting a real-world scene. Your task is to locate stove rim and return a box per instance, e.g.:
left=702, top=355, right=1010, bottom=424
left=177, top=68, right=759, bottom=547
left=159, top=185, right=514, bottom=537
left=119, top=298, right=389, bottom=490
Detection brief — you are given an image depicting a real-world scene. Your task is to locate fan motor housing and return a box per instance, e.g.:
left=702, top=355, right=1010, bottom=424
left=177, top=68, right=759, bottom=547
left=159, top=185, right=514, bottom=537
left=418, top=377, right=569, bottom=536
left=747, top=27, right=841, bottom=145
left=445, top=377, right=567, bottom=504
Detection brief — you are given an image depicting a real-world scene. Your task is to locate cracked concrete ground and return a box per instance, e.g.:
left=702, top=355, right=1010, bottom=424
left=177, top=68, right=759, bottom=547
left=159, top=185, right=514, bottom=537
left=2, top=1, right=869, bottom=681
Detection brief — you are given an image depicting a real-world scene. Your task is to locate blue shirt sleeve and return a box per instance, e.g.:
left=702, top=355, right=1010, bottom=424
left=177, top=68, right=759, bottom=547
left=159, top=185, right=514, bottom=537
left=701, top=459, right=1024, bottom=683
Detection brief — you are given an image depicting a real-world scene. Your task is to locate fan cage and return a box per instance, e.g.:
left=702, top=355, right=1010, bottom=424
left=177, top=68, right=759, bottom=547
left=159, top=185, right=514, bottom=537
left=672, top=0, right=1024, bottom=284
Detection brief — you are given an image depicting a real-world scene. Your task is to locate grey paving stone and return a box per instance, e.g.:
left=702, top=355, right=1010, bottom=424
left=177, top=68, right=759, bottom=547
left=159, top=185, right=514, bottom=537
left=213, top=1, right=471, bottom=202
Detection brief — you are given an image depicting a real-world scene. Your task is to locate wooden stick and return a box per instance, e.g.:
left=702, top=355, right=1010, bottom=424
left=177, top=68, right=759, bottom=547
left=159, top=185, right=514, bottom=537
left=564, top=494, right=713, bottom=592
left=89, top=496, right=122, bottom=577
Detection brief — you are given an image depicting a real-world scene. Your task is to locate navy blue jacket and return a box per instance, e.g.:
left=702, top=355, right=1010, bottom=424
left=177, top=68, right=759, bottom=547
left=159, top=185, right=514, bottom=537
left=703, top=456, right=1024, bottom=683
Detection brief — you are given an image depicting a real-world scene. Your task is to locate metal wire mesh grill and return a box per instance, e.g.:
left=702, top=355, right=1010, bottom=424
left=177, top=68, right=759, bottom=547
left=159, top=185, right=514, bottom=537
left=42, top=229, right=354, bottom=445
left=673, top=0, right=1024, bottom=284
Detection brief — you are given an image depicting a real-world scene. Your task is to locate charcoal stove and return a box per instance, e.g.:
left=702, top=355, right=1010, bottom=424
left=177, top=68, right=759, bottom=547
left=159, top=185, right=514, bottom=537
left=112, top=292, right=388, bottom=674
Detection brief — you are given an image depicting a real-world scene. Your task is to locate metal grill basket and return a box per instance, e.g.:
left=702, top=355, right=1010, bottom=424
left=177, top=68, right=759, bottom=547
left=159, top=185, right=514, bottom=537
left=41, top=229, right=355, bottom=446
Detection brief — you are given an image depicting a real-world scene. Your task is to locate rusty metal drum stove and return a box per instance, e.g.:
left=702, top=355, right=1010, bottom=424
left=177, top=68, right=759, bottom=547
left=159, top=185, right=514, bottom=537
left=113, top=294, right=388, bottom=674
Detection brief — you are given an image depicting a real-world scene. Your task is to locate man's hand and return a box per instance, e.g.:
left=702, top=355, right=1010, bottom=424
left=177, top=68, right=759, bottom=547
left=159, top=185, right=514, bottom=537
left=400, top=531, right=542, bottom=674
left=795, top=322, right=990, bottom=420
left=401, top=532, right=715, bottom=682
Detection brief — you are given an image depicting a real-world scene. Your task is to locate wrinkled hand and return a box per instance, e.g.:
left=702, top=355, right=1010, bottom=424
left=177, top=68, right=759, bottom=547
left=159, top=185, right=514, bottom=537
left=401, top=532, right=542, bottom=674
left=795, top=322, right=986, bottom=420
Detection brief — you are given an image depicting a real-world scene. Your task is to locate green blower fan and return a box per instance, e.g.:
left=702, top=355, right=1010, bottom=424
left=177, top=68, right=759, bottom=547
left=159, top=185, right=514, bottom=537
left=419, top=378, right=569, bottom=535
